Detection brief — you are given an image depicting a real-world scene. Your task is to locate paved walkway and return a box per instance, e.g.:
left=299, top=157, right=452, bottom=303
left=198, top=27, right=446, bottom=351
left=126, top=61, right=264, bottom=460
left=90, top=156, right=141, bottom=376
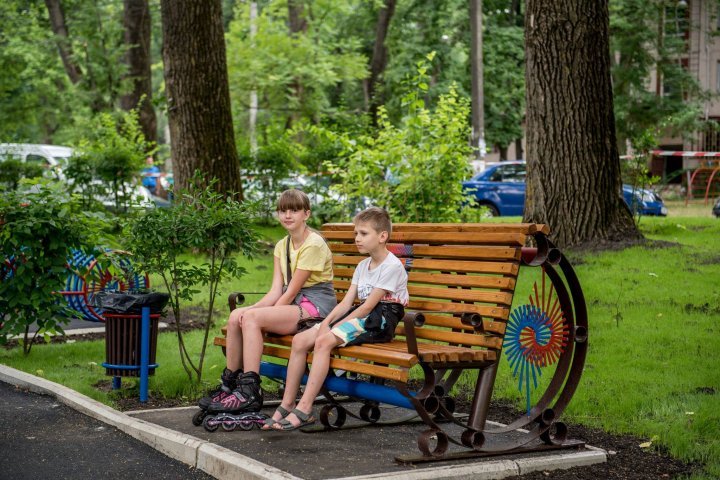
left=0, top=364, right=606, bottom=480
left=0, top=380, right=212, bottom=479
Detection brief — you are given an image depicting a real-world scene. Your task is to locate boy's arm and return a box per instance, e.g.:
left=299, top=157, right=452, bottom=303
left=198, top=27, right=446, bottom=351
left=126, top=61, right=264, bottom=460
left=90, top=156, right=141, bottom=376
left=322, top=284, right=359, bottom=325
left=330, top=287, right=388, bottom=327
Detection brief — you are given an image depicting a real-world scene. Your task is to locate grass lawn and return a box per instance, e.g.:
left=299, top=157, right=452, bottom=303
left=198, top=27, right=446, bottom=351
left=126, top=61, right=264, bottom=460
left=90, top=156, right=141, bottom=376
left=2, top=217, right=718, bottom=478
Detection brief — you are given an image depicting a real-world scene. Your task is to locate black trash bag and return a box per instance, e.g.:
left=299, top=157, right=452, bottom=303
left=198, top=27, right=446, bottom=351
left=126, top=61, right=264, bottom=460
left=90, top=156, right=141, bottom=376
left=91, top=291, right=170, bottom=315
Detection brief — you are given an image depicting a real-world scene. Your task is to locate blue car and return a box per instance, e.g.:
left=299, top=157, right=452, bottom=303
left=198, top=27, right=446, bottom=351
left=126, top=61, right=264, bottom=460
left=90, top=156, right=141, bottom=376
left=462, top=161, right=668, bottom=217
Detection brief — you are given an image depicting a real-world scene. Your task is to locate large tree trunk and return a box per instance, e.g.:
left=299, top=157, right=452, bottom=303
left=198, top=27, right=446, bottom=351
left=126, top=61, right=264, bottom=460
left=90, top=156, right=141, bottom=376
left=121, top=0, right=157, bottom=148
left=524, top=0, right=640, bottom=248
left=365, top=0, right=397, bottom=125
left=160, top=0, right=242, bottom=198
left=44, top=0, right=82, bottom=85
left=469, top=0, right=485, bottom=160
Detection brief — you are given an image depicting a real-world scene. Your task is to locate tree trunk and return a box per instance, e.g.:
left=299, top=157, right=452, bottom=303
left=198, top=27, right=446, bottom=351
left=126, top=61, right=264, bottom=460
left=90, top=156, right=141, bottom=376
left=514, top=137, right=523, bottom=160
left=470, top=0, right=485, bottom=160
left=366, top=0, right=397, bottom=125
left=286, top=0, right=308, bottom=129
left=160, top=0, right=242, bottom=198
left=44, top=0, right=82, bottom=85
left=524, top=0, right=640, bottom=248
left=121, top=0, right=157, bottom=148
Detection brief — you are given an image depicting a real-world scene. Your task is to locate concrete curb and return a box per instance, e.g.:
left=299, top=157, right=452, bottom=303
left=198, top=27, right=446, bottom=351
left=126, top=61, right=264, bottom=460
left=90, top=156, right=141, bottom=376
left=0, top=364, right=607, bottom=480
left=0, top=364, right=299, bottom=480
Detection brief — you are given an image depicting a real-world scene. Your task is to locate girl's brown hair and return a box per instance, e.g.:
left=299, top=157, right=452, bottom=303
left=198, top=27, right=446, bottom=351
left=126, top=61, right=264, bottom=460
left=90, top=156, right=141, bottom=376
left=276, top=188, right=311, bottom=212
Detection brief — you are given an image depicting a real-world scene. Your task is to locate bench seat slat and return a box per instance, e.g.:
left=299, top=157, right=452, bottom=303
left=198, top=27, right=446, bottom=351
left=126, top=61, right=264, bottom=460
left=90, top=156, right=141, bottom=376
left=262, top=334, right=419, bottom=367
left=331, top=280, right=514, bottom=305
left=333, top=256, right=520, bottom=276
left=323, top=231, right=527, bottom=245
left=332, top=244, right=521, bottom=261
left=395, top=324, right=506, bottom=348
left=420, top=314, right=507, bottom=340
left=332, top=269, right=517, bottom=291
left=322, top=222, right=549, bottom=235
left=361, top=340, right=496, bottom=363
left=262, top=345, right=410, bottom=382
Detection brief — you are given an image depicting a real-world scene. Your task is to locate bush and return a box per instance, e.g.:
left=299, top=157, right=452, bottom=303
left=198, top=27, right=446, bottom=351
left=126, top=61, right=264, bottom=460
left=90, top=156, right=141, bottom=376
left=125, top=172, right=259, bottom=383
left=330, top=53, right=478, bottom=222
left=0, top=181, right=105, bottom=354
left=0, top=159, right=45, bottom=191
left=71, top=109, right=154, bottom=213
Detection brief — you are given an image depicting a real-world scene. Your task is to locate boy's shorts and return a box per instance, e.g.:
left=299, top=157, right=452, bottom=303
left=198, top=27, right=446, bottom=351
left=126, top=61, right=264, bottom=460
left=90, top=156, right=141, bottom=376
left=313, top=315, right=376, bottom=347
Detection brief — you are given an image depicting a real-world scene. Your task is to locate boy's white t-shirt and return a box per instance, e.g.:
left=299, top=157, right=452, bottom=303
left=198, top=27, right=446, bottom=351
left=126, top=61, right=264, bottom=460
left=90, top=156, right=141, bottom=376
left=351, top=252, right=409, bottom=306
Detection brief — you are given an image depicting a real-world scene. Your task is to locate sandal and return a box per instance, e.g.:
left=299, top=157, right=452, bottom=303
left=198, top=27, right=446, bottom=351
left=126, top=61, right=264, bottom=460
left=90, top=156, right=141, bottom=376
left=273, top=408, right=316, bottom=431
left=262, top=405, right=290, bottom=430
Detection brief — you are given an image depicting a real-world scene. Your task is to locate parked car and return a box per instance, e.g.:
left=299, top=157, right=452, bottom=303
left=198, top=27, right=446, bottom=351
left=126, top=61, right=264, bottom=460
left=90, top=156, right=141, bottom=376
left=0, top=143, right=73, bottom=179
left=462, top=161, right=668, bottom=217
left=713, top=197, right=720, bottom=218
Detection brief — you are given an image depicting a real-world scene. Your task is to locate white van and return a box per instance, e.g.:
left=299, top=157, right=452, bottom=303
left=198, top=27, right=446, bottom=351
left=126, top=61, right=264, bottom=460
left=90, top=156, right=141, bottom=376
left=0, top=143, right=74, bottom=171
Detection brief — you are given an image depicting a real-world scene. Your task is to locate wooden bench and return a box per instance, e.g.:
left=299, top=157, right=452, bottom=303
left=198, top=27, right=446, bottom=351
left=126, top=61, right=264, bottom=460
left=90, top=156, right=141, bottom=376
left=214, top=223, right=588, bottom=462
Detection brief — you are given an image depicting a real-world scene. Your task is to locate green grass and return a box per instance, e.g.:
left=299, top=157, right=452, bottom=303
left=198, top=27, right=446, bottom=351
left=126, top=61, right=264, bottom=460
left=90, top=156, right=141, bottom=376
left=2, top=218, right=719, bottom=477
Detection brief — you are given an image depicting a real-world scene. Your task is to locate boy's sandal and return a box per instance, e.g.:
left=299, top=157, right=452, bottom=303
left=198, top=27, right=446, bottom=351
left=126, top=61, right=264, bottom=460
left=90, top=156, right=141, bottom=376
left=262, top=405, right=290, bottom=429
left=273, top=408, right=316, bottom=431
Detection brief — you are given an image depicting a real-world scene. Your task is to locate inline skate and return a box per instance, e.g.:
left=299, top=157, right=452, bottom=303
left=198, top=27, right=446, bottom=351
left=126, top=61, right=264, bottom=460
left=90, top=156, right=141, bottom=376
left=192, top=368, right=241, bottom=426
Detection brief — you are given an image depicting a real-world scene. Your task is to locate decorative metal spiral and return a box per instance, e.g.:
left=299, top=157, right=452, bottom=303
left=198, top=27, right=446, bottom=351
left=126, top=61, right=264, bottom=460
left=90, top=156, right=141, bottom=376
left=504, top=270, right=569, bottom=414
left=63, top=249, right=149, bottom=322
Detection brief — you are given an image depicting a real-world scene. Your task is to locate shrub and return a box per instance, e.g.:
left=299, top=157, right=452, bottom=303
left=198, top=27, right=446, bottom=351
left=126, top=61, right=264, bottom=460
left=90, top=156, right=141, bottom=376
left=126, top=172, right=259, bottom=383
left=330, top=53, right=478, bottom=222
left=0, top=181, right=104, bottom=354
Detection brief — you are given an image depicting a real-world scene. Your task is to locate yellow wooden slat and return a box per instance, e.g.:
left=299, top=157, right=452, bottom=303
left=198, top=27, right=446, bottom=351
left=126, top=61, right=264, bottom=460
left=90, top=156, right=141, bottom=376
left=419, top=314, right=507, bottom=340
left=322, top=223, right=549, bottom=235
left=331, top=280, right=513, bottom=305
left=263, top=334, right=418, bottom=367
left=395, top=325, right=503, bottom=349
left=332, top=269, right=517, bottom=291
left=262, top=345, right=409, bottom=382
left=333, top=256, right=520, bottom=276
left=323, top=230, right=527, bottom=246
left=331, top=244, right=521, bottom=261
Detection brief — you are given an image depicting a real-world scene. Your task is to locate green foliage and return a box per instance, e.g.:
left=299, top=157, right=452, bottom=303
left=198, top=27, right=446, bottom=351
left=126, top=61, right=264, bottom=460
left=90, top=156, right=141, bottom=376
left=125, top=172, right=259, bottom=383
left=0, top=0, right=130, bottom=143
left=380, top=0, right=525, bottom=153
left=621, top=129, right=662, bottom=224
left=610, top=0, right=711, bottom=150
left=71, top=109, right=154, bottom=212
left=0, top=159, right=44, bottom=191
left=226, top=0, right=368, bottom=140
left=0, top=181, right=105, bottom=354
left=483, top=24, right=525, bottom=151
left=238, top=136, right=298, bottom=224
left=331, top=54, right=478, bottom=222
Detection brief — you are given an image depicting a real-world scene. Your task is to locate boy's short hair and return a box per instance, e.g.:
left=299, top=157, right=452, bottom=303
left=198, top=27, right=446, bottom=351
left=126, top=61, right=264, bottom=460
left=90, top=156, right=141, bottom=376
left=354, top=207, right=392, bottom=236
left=277, top=189, right=311, bottom=212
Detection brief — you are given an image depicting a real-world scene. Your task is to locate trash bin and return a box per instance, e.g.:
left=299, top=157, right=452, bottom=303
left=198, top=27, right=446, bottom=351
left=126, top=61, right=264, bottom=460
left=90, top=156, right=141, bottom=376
left=91, top=292, right=169, bottom=399
left=103, top=311, right=160, bottom=378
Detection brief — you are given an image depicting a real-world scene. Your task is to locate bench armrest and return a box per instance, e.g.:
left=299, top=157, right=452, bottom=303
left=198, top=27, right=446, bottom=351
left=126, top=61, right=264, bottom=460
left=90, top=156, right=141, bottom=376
left=401, top=311, right=425, bottom=356
left=228, top=292, right=246, bottom=311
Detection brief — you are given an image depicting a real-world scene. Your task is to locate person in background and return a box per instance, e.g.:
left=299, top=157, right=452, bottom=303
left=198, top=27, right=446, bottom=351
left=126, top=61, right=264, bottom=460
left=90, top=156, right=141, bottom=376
left=141, top=156, right=161, bottom=195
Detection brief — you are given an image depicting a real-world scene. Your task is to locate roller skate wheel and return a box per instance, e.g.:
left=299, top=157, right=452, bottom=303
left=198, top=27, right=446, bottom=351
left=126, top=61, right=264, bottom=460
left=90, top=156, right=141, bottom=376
left=222, top=420, right=237, bottom=432
left=192, top=410, right=206, bottom=427
left=203, top=415, right=219, bottom=432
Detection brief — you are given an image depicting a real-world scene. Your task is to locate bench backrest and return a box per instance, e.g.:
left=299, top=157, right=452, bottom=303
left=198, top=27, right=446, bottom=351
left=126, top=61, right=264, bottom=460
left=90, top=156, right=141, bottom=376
left=321, top=223, right=548, bottom=356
